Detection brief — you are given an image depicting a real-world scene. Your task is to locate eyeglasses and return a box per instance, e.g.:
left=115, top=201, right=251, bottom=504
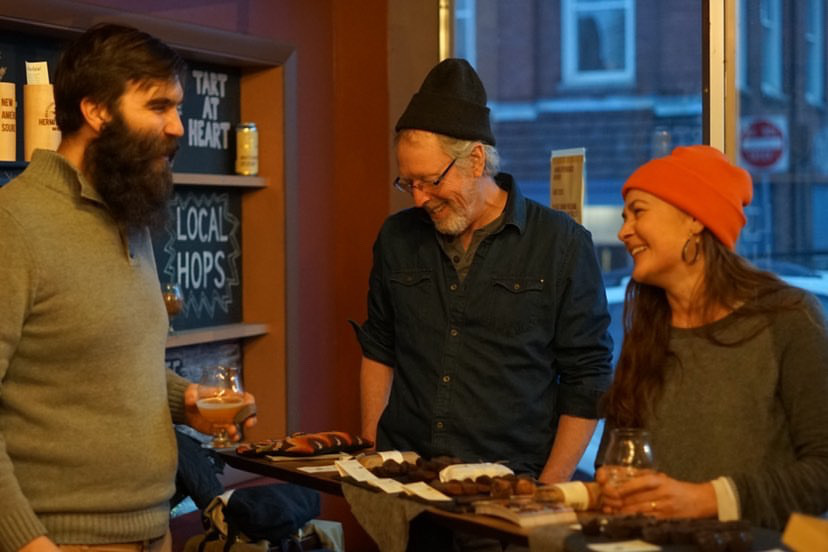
left=393, top=158, right=457, bottom=194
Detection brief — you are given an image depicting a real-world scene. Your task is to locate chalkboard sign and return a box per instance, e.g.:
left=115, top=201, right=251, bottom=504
left=153, top=185, right=243, bottom=331
left=174, top=61, right=241, bottom=174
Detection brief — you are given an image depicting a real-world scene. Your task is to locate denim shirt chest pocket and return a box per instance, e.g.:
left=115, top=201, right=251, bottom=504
left=483, top=276, right=549, bottom=337
left=389, top=269, right=437, bottom=336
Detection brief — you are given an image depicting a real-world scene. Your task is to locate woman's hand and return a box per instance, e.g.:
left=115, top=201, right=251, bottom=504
left=596, top=466, right=718, bottom=519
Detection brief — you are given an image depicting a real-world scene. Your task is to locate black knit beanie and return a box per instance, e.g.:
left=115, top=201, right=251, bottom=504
left=395, top=58, right=495, bottom=146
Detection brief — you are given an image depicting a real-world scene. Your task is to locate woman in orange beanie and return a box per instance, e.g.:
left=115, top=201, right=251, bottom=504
left=596, top=145, right=828, bottom=529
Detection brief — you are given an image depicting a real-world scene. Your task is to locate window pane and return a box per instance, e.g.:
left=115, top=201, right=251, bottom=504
left=739, top=0, right=749, bottom=91
left=736, top=1, right=828, bottom=297
left=805, top=0, right=824, bottom=105
left=577, top=10, right=626, bottom=71
left=760, top=0, right=782, bottom=95
left=564, top=0, right=634, bottom=84
left=455, top=1, right=700, bottom=270
left=455, top=0, right=702, bottom=476
left=454, top=0, right=476, bottom=66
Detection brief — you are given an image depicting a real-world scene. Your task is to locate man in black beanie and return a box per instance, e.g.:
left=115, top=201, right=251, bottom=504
left=353, top=59, right=612, bottom=489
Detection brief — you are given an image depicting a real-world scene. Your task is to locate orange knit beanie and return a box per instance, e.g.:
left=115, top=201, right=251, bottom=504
left=622, top=145, right=753, bottom=249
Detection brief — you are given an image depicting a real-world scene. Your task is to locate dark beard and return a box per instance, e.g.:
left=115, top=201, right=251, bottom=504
left=84, top=114, right=179, bottom=231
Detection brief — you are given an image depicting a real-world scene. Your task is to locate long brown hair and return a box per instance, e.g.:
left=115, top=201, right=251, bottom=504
left=602, top=230, right=799, bottom=427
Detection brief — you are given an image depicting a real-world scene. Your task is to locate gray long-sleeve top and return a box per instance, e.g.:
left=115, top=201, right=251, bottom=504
left=644, top=289, right=828, bottom=529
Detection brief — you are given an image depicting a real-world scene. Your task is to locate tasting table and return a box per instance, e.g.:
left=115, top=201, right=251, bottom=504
left=217, top=451, right=782, bottom=552
left=217, top=450, right=575, bottom=551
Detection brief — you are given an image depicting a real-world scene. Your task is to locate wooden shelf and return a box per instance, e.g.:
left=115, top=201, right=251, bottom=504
left=173, top=172, right=268, bottom=188
left=1, top=167, right=268, bottom=188
left=166, top=322, right=269, bottom=349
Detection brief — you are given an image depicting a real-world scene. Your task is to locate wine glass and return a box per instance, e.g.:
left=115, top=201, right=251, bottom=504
left=602, top=428, right=655, bottom=486
left=162, top=282, right=184, bottom=333
left=196, top=364, right=245, bottom=448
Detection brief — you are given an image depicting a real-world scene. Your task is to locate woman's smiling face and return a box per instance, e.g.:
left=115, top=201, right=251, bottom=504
left=618, top=189, right=701, bottom=288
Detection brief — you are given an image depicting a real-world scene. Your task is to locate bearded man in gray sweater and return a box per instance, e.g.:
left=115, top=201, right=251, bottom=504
left=0, top=24, right=255, bottom=552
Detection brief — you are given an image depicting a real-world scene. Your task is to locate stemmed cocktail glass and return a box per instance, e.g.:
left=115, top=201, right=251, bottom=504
left=196, top=364, right=245, bottom=448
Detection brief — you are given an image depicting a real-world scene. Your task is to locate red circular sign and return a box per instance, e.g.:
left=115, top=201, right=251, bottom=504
left=741, top=119, right=784, bottom=169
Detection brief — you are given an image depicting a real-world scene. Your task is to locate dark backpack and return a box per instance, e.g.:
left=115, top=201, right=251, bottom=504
left=225, top=483, right=321, bottom=543
left=185, top=483, right=323, bottom=552
left=174, top=430, right=322, bottom=548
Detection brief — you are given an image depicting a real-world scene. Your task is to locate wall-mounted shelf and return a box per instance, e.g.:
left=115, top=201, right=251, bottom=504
left=173, top=172, right=268, bottom=188
left=166, top=322, right=269, bottom=349
left=2, top=166, right=269, bottom=189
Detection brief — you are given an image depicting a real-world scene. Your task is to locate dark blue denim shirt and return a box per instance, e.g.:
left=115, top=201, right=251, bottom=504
left=353, top=174, right=613, bottom=475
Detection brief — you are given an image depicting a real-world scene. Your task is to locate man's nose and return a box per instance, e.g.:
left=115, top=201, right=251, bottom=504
left=412, top=186, right=431, bottom=208
left=166, top=111, right=185, bottom=138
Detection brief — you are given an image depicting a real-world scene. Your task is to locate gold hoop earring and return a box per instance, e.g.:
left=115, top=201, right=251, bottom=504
left=682, top=235, right=700, bottom=264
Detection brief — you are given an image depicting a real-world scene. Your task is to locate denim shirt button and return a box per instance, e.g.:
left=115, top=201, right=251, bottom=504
left=442, top=375, right=451, bottom=383
left=450, top=283, right=458, bottom=291
left=450, top=328, right=459, bottom=337
left=435, top=421, right=445, bottom=430
left=513, top=282, right=521, bottom=290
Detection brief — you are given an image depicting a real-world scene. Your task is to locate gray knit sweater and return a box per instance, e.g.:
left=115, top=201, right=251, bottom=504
left=647, top=289, right=828, bottom=530
left=0, top=150, right=190, bottom=550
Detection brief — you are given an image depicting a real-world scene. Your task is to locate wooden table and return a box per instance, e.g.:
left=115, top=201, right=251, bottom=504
left=218, top=451, right=546, bottom=547
left=218, top=451, right=783, bottom=552
left=219, top=450, right=344, bottom=496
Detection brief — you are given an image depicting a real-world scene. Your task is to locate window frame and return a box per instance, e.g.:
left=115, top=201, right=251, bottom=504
left=561, top=0, right=636, bottom=87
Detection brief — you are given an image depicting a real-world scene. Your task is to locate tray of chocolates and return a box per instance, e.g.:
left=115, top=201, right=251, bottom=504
left=351, top=453, right=545, bottom=512
left=236, top=431, right=373, bottom=457
left=567, top=515, right=781, bottom=551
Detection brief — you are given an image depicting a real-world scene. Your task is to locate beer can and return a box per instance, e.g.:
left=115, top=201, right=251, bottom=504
left=235, top=122, right=258, bottom=175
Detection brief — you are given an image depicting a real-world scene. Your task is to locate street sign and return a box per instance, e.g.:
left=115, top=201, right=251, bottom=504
left=740, top=115, right=788, bottom=173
